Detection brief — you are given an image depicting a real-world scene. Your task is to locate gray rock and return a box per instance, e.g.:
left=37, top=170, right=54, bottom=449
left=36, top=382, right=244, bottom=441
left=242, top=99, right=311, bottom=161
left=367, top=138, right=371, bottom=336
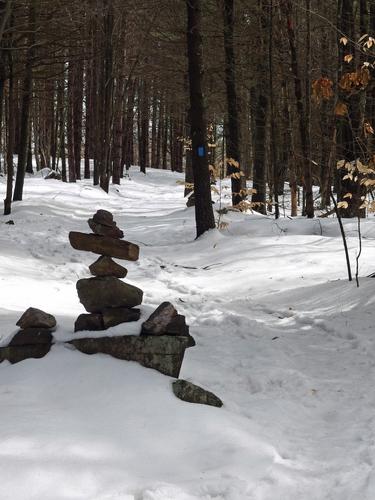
left=141, top=306, right=195, bottom=346
left=0, top=328, right=53, bottom=364
left=45, top=170, right=61, bottom=180
left=88, top=219, right=124, bottom=239
left=76, top=277, right=143, bottom=313
left=92, top=209, right=114, bottom=227
left=9, top=328, right=54, bottom=346
left=70, top=335, right=189, bottom=377
left=74, top=313, right=104, bottom=332
left=16, top=307, right=56, bottom=329
left=102, top=308, right=141, bottom=328
left=172, top=379, right=223, bottom=407
left=165, top=314, right=189, bottom=336
left=89, top=256, right=127, bottom=278
left=141, top=302, right=178, bottom=335
left=69, top=232, right=139, bottom=261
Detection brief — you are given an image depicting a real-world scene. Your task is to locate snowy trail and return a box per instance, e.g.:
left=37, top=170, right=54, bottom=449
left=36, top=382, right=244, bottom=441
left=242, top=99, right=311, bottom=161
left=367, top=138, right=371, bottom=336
left=1, top=169, right=375, bottom=499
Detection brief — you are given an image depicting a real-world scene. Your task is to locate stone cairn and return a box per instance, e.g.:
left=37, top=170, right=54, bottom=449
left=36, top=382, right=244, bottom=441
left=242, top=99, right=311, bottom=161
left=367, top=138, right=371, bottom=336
left=0, top=307, right=56, bottom=364
left=0, top=210, right=223, bottom=407
left=69, top=209, right=143, bottom=332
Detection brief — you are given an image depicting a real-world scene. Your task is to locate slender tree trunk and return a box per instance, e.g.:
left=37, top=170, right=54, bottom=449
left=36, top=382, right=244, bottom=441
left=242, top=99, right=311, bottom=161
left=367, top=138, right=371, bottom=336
left=162, top=99, right=168, bottom=169
left=222, top=0, right=245, bottom=206
left=123, top=78, right=135, bottom=172
left=269, top=0, right=279, bottom=218
left=151, top=85, right=157, bottom=168
left=282, top=0, right=314, bottom=217
left=112, top=72, right=125, bottom=184
left=67, top=56, right=76, bottom=182
left=13, top=0, right=36, bottom=201
left=186, top=0, right=215, bottom=237
left=4, top=53, right=13, bottom=214
left=155, top=91, right=162, bottom=169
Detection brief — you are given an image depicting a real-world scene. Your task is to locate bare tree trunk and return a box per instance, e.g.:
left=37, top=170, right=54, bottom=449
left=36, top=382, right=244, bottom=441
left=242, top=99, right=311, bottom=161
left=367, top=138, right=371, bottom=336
left=282, top=0, right=314, bottom=218
left=13, top=0, right=36, bottom=201
left=186, top=0, right=215, bottom=237
left=4, top=52, right=13, bottom=214
left=151, top=85, right=157, bottom=168
left=222, top=0, right=245, bottom=206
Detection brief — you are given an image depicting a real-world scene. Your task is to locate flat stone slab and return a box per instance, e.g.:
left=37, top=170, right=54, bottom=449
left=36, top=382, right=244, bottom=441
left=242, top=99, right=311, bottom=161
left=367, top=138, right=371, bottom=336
left=70, top=335, right=190, bottom=377
left=69, top=232, right=139, bottom=261
left=76, top=277, right=143, bottom=313
left=172, top=379, right=223, bottom=407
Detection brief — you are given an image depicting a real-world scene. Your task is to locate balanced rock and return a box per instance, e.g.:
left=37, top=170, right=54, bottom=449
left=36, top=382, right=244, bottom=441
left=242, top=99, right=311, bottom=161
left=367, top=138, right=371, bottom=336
left=0, top=328, right=53, bottom=364
left=76, top=277, right=143, bottom=313
left=70, top=335, right=190, bottom=377
left=141, top=303, right=195, bottom=346
left=92, top=209, right=114, bottom=227
left=172, top=379, right=223, bottom=408
left=141, top=302, right=178, bottom=335
left=69, top=232, right=139, bottom=261
left=89, top=256, right=127, bottom=278
left=74, top=313, right=104, bottom=332
left=88, top=218, right=124, bottom=239
left=16, top=307, right=56, bottom=330
left=102, top=307, right=141, bottom=328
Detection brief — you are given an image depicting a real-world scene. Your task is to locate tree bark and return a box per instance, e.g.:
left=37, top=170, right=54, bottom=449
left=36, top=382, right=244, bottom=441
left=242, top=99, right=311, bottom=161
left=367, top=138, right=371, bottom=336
left=222, top=0, right=245, bottom=206
left=282, top=0, right=314, bottom=218
left=13, top=0, right=36, bottom=201
left=186, top=0, right=215, bottom=237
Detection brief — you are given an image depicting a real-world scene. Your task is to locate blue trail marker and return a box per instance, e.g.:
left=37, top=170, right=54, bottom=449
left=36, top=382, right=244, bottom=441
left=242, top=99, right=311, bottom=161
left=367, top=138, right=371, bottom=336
left=197, top=146, right=205, bottom=158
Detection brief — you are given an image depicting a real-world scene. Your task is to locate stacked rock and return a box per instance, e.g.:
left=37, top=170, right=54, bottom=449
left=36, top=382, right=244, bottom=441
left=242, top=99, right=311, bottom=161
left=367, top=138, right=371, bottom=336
left=141, top=302, right=195, bottom=347
left=2, top=307, right=57, bottom=363
left=69, top=210, right=143, bottom=332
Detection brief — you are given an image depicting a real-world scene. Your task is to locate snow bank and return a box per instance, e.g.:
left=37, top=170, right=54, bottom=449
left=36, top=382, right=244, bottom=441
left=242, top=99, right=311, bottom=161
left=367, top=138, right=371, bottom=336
left=1, top=169, right=375, bottom=499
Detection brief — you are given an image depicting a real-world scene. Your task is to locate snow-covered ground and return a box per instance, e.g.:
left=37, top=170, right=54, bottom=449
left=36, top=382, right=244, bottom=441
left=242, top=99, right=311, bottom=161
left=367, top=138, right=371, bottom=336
left=1, top=168, right=375, bottom=500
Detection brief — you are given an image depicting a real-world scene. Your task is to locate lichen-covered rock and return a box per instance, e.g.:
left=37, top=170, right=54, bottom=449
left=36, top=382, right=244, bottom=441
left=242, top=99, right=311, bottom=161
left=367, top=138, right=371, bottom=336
left=0, top=328, right=53, bottom=364
left=16, top=307, right=56, bottom=330
left=141, top=302, right=178, bottom=335
left=74, top=313, right=104, bottom=332
left=70, top=335, right=189, bottom=377
left=76, top=277, right=143, bottom=313
left=69, top=232, right=139, bottom=261
left=89, top=256, right=127, bottom=278
left=102, top=308, right=141, bottom=328
left=172, top=379, right=223, bottom=407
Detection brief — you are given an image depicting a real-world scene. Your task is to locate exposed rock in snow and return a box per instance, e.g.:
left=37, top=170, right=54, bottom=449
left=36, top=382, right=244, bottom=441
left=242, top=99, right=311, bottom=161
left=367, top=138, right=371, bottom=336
left=16, top=307, right=56, bottom=329
left=172, top=379, right=223, bottom=407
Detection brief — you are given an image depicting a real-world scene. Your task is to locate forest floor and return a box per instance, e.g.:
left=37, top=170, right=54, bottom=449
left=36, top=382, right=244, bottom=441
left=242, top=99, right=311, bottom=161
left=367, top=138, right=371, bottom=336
left=1, top=168, right=375, bottom=500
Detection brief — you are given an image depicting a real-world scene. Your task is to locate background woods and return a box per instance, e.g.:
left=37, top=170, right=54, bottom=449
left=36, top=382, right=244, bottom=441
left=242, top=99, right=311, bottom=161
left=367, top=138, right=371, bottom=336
left=1, top=0, right=375, bottom=225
